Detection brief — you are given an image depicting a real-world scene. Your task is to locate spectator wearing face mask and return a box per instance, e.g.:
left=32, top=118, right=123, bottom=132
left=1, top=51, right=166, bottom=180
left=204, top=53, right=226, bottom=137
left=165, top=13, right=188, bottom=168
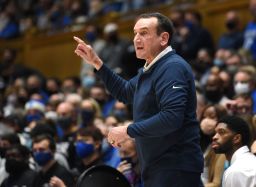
left=218, top=10, right=244, bottom=50
left=203, top=73, right=230, bottom=106
left=233, top=67, right=256, bottom=114
left=68, top=126, right=104, bottom=177
left=243, top=0, right=256, bottom=61
left=117, top=139, right=142, bottom=187
left=0, top=133, right=21, bottom=184
left=32, top=134, right=75, bottom=187
left=56, top=101, right=78, bottom=142
left=79, top=98, right=101, bottom=128
left=1, top=144, right=37, bottom=187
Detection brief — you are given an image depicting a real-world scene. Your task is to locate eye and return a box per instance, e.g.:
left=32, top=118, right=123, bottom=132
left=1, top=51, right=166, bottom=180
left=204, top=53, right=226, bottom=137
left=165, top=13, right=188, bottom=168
left=140, top=31, right=147, bottom=36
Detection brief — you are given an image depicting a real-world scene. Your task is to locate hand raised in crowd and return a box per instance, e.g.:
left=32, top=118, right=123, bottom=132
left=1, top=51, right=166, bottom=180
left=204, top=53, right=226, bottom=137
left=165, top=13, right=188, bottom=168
left=73, top=36, right=103, bottom=70
left=117, top=160, right=132, bottom=173
left=49, top=176, right=66, bottom=187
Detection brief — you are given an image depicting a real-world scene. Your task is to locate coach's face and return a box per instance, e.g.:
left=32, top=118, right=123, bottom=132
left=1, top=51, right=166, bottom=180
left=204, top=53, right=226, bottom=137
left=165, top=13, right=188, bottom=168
left=133, top=17, right=169, bottom=63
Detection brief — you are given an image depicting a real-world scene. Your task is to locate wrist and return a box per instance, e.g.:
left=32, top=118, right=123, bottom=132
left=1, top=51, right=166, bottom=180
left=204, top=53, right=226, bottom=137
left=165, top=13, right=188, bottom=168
left=94, top=58, right=103, bottom=70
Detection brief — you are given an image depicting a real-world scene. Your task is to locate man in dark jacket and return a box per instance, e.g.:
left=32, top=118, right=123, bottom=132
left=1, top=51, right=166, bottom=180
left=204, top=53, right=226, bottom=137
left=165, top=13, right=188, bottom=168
left=32, top=134, right=75, bottom=187
left=74, top=12, right=203, bottom=187
left=1, top=144, right=37, bottom=187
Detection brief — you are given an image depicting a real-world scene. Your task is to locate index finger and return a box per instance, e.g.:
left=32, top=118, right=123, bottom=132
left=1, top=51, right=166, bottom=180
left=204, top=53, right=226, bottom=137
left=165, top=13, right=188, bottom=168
left=73, top=36, right=86, bottom=44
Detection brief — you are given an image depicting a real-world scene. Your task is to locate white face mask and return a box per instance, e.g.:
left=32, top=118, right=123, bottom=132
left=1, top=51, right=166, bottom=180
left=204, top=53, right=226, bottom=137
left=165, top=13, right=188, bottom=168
left=234, top=82, right=250, bottom=95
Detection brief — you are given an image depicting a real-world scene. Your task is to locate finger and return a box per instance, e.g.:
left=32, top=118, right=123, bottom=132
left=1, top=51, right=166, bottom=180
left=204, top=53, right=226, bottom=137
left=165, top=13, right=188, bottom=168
left=73, top=36, right=86, bottom=44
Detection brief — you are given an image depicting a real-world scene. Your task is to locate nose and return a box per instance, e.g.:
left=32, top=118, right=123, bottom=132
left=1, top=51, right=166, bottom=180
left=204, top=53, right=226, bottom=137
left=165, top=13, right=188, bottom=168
left=212, top=133, right=218, bottom=141
left=133, top=34, right=140, bottom=43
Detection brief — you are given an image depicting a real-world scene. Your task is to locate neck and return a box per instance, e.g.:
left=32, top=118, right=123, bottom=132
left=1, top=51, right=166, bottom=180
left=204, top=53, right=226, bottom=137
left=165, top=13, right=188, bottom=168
left=42, top=159, right=55, bottom=173
left=82, top=152, right=100, bottom=166
left=225, top=146, right=240, bottom=161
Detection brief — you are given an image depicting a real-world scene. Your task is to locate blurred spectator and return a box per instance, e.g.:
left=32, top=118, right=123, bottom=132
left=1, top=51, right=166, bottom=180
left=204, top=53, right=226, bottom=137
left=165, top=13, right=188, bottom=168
left=185, top=10, right=214, bottom=55
left=199, top=104, right=227, bottom=187
left=191, top=48, right=213, bottom=83
left=212, top=48, right=232, bottom=69
left=233, top=67, right=256, bottom=113
left=89, top=83, right=116, bottom=118
left=121, top=0, right=144, bottom=12
left=61, top=76, right=80, bottom=95
left=219, top=70, right=234, bottom=99
left=0, top=1, right=19, bottom=39
left=218, top=10, right=244, bottom=50
left=30, top=120, right=70, bottom=170
left=0, top=133, right=21, bottom=184
left=243, top=0, right=256, bottom=61
left=32, top=134, right=74, bottom=186
left=26, top=74, right=48, bottom=103
left=112, top=101, right=131, bottom=122
left=80, top=24, right=105, bottom=89
left=117, top=139, right=142, bottom=187
left=170, top=9, right=214, bottom=61
left=0, top=48, right=41, bottom=88
left=100, top=22, right=141, bottom=78
left=56, top=101, right=78, bottom=142
left=80, top=98, right=101, bottom=127
left=1, top=144, right=37, bottom=187
left=46, top=77, right=61, bottom=96
left=68, top=126, right=104, bottom=177
left=203, top=73, right=229, bottom=106
left=24, top=99, right=45, bottom=125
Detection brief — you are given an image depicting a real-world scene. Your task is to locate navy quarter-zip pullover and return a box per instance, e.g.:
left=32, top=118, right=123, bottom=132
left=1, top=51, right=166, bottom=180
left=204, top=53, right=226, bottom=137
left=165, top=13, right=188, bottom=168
left=96, top=50, right=203, bottom=183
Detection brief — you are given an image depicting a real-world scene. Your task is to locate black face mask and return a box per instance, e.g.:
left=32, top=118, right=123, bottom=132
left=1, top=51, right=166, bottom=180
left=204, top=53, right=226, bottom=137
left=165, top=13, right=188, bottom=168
left=81, top=109, right=94, bottom=127
left=226, top=20, right=238, bottom=30
left=5, top=158, right=28, bottom=175
left=57, top=116, right=73, bottom=130
left=205, top=89, right=223, bottom=103
left=27, top=87, right=40, bottom=95
left=0, top=147, right=7, bottom=158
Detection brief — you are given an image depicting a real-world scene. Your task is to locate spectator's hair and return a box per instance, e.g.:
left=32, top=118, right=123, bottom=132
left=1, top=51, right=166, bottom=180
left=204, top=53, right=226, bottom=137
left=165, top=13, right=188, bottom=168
left=30, top=120, right=57, bottom=138
left=77, top=126, right=103, bottom=142
left=137, top=12, right=174, bottom=45
left=0, top=133, right=20, bottom=145
left=32, top=134, right=56, bottom=152
left=7, top=144, right=30, bottom=160
left=218, top=115, right=251, bottom=146
left=200, top=104, right=227, bottom=122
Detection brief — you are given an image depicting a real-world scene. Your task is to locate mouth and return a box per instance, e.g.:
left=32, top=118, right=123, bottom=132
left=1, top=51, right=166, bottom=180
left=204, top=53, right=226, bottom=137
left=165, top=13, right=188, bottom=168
left=136, top=46, right=143, bottom=50
left=211, top=142, right=219, bottom=149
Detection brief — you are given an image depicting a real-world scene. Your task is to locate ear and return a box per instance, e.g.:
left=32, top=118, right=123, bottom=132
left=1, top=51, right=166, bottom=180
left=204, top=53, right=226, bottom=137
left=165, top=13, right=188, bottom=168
left=160, top=32, right=169, bottom=46
left=233, top=134, right=242, bottom=145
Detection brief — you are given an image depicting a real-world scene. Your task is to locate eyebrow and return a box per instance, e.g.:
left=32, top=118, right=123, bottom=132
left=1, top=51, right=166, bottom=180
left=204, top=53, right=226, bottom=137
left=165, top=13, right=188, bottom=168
left=134, top=27, right=149, bottom=32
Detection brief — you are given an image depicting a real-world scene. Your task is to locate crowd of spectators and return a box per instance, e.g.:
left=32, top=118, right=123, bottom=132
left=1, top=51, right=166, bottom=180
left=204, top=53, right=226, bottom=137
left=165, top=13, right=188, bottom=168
left=0, top=0, right=172, bottom=39
left=0, top=0, right=256, bottom=186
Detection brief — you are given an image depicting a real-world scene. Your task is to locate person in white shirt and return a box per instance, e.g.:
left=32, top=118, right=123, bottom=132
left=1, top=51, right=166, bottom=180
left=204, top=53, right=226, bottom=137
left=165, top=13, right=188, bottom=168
left=212, top=115, right=256, bottom=187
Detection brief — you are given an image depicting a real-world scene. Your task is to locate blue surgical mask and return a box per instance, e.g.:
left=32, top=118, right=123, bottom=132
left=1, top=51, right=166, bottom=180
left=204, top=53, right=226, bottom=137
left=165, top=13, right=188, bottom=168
left=113, top=109, right=128, bottom=121
left=33, top=151, right=53, bottom=166
left=82, top=76, right=96, bottom=89
left=85, top=31, right=96, bottom=43
left=213, top=58, right=224, bottom=67
left=75, top=141, right=94, bottom=158
left=26, top=113, right=44, bottom=123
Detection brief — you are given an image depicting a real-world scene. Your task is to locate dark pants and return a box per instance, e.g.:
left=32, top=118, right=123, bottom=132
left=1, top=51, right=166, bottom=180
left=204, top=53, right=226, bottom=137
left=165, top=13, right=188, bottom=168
left=143, top=170, right=203, bottom=187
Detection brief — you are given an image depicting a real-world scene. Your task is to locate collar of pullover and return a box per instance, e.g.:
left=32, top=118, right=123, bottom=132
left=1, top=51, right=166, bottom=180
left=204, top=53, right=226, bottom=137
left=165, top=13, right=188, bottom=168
left=143, top=46, right=173, bottom=72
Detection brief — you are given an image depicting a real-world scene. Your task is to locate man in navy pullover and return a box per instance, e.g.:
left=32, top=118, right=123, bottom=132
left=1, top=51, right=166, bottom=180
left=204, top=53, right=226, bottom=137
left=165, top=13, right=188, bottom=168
left=74, top=12, right=203, bottom=187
